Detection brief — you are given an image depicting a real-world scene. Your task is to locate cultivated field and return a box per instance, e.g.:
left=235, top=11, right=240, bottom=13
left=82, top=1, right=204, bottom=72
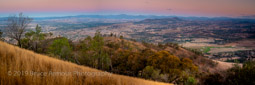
left=181, top=39, right=255, bottom=54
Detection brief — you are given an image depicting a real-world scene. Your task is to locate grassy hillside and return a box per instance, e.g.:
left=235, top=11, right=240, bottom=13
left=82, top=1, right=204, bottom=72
left=103, top=37, right=216, bottom=72
left=0, top=41, right=172, bottom=85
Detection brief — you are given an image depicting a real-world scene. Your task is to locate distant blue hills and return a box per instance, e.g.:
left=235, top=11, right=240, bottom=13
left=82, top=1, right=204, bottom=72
left=1, top=14, right=255, bottom=22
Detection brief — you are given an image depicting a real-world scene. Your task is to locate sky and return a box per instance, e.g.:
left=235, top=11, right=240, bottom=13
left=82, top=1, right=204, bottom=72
left=0, top=0, right=255, bottom=17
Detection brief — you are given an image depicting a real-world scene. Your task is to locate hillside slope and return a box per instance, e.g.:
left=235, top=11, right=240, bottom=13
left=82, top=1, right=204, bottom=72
left=0, top=41, right=172, bottom=85
left=103, top=37, right=216, bottom=72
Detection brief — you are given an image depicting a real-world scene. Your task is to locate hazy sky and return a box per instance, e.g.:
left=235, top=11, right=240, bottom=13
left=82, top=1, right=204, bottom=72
left=0, top=0, right=255, bottom=17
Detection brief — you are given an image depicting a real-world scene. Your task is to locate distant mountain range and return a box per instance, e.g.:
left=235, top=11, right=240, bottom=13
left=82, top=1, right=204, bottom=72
left=1, top=14, right=255, bottom=21
left=135, top=17, right=184, bottom=25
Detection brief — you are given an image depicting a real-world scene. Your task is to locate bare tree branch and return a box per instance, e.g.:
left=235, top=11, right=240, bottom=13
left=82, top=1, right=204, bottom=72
left=6, top=13, right=32, bottom=47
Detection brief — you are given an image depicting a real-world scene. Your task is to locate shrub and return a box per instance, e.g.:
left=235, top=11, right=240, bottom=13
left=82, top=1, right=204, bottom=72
left=202, top=61, right=255, bottom=85
left=48, top=37, right=72, bottom=60
left=225, top=61, right=255, bottom=85
left=151, top=69, right=161, bottom=80
left=142, top=66, right=154, bottom=79
left=185, top=77, right=197, bottom=85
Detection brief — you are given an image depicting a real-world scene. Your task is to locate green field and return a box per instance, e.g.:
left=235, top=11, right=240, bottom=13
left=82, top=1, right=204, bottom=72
left=200, top=46, right=234, bottom=54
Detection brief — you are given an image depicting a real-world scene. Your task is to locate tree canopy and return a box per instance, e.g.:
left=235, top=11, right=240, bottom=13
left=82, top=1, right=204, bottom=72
left=48, top=37, right=72, bottom=60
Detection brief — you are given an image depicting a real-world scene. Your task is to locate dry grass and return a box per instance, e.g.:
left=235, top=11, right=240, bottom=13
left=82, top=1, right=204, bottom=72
left=211, top=60, right=242, bottom=72
left=0, top=41, right=172, bottom=85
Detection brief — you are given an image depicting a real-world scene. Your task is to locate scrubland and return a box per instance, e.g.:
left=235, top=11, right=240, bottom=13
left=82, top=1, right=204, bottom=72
left=0, top=41, right=172, bottom=85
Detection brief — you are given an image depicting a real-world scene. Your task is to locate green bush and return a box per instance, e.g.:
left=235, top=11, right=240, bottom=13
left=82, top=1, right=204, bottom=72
left=48, top=37, right=72, bottom=60
left=225, top=61, right=255, bottom=85
left=142, top=66, right=154, bottom=79
left=185, top=77, right=197, bottom=85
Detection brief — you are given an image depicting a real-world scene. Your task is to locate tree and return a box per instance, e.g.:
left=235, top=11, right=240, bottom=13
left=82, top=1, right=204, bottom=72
left=0, top=29, right=3, bottom=41
left=126, top=52, right=144, bottom=76
left=6, top=13, right=32, bottom=47
left=224, top=61, right=255, bottom=85
left=147, top=51, right=181, bottom=73
left=181, top=58, right=198, bottom=73
left=110, top=32, right=113, bottom=37
left=142, top=66, right=154, bottom=79
left=48, top=37, right=72, bottom=60
left=120, top=35, right=124, bottom=39
left=147, top=51, right=198, bottom=84
left=80, top=31, right=111, bottom=70
left=111, top=50, right=131, bottom=74
left=202, top=61, right=255, bottom=85
left=0, top=30, right=2, bottom=37
left=90, top=31, right=106, bottom=69
left=202, top=73, right=224, bottom=85
left=151, top=69, right=161, bottom=80
left=21, top=24, right=47, bottom=52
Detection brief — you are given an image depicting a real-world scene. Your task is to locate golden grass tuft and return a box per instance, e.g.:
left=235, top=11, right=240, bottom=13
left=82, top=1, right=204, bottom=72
left=0, top=41, right=172, bottom=85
